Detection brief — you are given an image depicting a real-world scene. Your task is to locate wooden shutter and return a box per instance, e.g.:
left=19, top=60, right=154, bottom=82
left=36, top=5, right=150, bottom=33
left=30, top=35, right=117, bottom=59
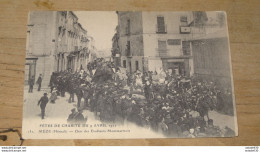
left=182, top=41, right=191, bottom=55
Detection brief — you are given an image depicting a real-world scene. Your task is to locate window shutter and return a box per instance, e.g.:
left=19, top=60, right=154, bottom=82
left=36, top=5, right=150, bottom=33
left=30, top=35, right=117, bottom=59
left=157, top=16, right=165, bottom=32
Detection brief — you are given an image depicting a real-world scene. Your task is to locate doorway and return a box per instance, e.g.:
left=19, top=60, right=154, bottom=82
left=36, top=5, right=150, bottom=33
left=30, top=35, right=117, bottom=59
left=166, top=62, right=185, bottom=76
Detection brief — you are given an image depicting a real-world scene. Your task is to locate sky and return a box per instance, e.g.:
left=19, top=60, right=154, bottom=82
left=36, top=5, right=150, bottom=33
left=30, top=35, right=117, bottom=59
left=74, top=11, right=118, bottom=52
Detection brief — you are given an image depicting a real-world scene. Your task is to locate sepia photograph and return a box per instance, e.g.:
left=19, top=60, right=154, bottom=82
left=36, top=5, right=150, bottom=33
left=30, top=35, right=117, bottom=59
left=22, top=11, right=238, bottom=139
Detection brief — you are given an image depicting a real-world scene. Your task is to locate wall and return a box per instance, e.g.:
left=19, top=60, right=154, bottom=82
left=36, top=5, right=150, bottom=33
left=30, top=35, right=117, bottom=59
left=35, top=56, right=55, bottom=88
left=118, top=11, right=144, bottom=72
left=192, top=37, right=232, bottom=88
left=118, top=11, right=144, bottom=57
left=121, top=56, right=143, bottom=72
left=56, top=11, right=67, bottom=55
left=119, top=35, right=144, bottom=57
left=28, top=11, right=56, bottom=56
left=27, top=11, right=57, bottom=88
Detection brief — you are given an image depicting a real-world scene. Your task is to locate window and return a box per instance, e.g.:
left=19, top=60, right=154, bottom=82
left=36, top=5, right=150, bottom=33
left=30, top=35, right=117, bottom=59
left=135, top=61, right=139, bottom=71
left=167, top=39, right=181, bottom=45
left=180, top=15, right=188, bottom=26
left=158, top=40, right=167, bottom=56
left=126, top=41, right=131, bottom=56
left=123, top=60, right=126, bottom=68
left=157, top=16, right=166, bottom=33
left=126, top=19, right=130, bottom=35
left=58, top=26, right=62, bottom=35
left=182, top=41, right=191, bottom=55
left=129, top=61, right=132, bottom=73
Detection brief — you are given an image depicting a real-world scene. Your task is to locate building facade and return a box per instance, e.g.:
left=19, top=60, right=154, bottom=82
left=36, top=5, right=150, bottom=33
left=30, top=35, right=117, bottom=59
left=117, top=11, right=231, bottom=87
left=117, top=11, right=198, bottom=75
left=25, top=11, right=96, bottom=88
left=96, top=49, right=112, bottom=61
left=117, top=12, right=144, bottom=73
left=190, top=12, right=232, bottom=88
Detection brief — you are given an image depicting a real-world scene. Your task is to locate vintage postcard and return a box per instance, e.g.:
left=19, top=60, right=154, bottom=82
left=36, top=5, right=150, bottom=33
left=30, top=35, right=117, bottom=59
left=22, top=11, right=238, bottom=139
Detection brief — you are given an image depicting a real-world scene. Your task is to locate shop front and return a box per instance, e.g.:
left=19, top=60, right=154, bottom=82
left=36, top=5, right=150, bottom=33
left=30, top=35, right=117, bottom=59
left=161, top=57, right=191, bottom=77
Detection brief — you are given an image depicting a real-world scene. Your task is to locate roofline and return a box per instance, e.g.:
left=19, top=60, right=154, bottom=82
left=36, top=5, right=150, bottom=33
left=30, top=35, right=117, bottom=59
left=78, top=23, right=87, bottom=33
left=69, top=11, right=78, bottom=20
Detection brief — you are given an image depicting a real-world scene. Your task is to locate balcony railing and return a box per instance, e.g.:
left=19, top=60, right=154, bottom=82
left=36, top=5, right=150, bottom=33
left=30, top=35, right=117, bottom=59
left=155, top=48, right=169, bottom=57
left=155, top=48, right=185, bottom=57
left=156, top=24, right=167, bottom=34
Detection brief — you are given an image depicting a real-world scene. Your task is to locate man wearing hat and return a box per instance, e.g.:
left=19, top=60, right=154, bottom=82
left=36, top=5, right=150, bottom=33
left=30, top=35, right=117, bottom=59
left=74, top=109, right=87, bottom=124
left=67, top=108, right=77, bottom=123
left=36, top=74, right=42, bottom=91
left=49, top=88, right=57, bottom=104
left=37, top=93, right=49, bottom=119
left=28, top=76, right=35, bottom=93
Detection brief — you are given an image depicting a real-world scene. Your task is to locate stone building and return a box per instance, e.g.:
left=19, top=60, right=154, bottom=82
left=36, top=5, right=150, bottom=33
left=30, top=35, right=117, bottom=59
left=117, top=11, right=199, bottom=75
left=190, top=12, right=232, bottom=88
left=25, top=11, right=96, bottom=88
left=116, top=11, right=231, bottom=87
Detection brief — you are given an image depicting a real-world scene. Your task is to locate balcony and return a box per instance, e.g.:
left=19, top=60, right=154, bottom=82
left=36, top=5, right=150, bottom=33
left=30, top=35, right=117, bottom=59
left=155, top=48, right=169, bottom=57
left=156, top=24, right=167, bottom=34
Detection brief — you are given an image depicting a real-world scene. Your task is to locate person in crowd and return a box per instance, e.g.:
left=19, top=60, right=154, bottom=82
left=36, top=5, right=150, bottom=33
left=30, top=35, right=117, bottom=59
left=36, top=74, right=43, bottom=91
left=68, top=76, right=75, bottom=103
left=222, top=126, right=235, bottom=137
left=49, top=72, right=55, bottom=93
left=47, top=58, right=234, bottom=138
left=75, top=81, right=84, bottom=108
left=144, top=80, right=152, bottom=103
left=158, top=117, right=168, bottom=136
left=28, top=76, right=35, bottom=93
left=49, top=88, right=57, bottom=104
left=205, top=119, right=221, bottom=137
left=187, top=128, right=196, bottom=138
left=67, top=108, right=78, bottom=123
left=37, top=93, right=49, bottom=119
left=167, top=119, right=182, bottom=137
left=74, top=109, right=87, bottom=124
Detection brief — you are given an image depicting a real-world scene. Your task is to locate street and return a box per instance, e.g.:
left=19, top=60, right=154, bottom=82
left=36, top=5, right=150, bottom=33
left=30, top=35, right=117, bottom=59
left=21, top=11, right=237, bottom=139
left=22, top=86, right=165, bottom=139
left=23, top=85, right=236, bottom=137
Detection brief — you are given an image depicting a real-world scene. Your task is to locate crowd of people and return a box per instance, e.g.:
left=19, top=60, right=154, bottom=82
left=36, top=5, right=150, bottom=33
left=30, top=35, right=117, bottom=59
left=46, top=58, right=235, bottom=138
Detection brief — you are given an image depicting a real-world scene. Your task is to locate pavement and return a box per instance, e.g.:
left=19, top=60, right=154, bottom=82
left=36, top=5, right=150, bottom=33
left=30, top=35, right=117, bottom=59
left=23, top=86, right=96, bottom=123
left=22, top=86, right=164, bottom=139
left=22, top=86, right=236, bottom=138
left=208, top=111, right=237, bottom=131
